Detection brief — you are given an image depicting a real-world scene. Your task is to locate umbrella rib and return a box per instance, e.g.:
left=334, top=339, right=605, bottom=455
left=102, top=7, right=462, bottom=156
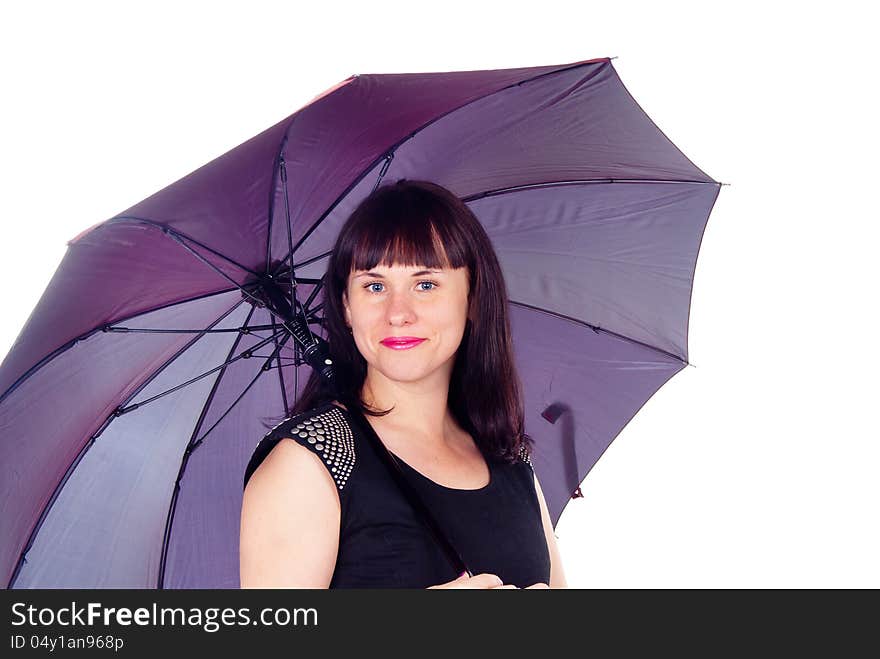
left=155, top=303, right=257, bottom=587
left=89, top=220, right=274, bottom=327
left=302, top=277, right=324, bottom=310
left=279, top=155, right=298, bottom=314
left=189, top=332, right=292, bottom=452
left=265, top=177, right=718, bottom=280
left=6, top=297, right=248, bottom=589
left=115, top=329, right=287, bottom=415
left=284, top=250, right=331, bottom=270
left=272, top=58, right=612, bottom=274
left=264, top=136, right=286, bottom=274
left=0, top=287, right=243, bottom=408
left=163, top=227, right=328, bottom=348
left=156, top=332, right=293, bottom=587
left=461, top=177, right=720, bottom=203
left=102, top=324, right=277, bottom=335
left=270, top=315, right=290, bottom=418
left=508, top=298, right=688, bottom=365
left=264, top=362, right=298, bottom=370
left=154, top=229, right=310, bottom=342
left=105, top=217, right=260, bottom=277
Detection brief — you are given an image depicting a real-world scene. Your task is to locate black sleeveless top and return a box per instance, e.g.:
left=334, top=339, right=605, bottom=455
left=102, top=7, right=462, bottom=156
left=243, top=402, right=551, bottom=589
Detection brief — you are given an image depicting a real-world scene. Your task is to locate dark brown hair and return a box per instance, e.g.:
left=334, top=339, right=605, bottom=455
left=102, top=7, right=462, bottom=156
left=282, top=179, right=531, bottom=463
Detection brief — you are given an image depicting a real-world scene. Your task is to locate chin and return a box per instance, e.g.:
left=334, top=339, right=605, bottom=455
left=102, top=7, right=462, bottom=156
left=372, top=353, right=439, bottom=379
left=376, top=366, right=432, bottom=383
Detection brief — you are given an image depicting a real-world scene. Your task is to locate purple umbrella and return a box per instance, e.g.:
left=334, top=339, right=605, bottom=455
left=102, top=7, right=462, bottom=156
left=0, top=56, right=720, bottom=588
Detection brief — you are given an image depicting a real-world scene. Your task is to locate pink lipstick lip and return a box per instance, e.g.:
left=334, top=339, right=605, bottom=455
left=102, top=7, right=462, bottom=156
left=380, top=337, right=426, bottom=349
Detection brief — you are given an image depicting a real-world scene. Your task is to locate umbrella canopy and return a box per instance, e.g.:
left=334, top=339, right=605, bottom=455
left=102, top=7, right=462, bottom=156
left=0, top=56, right=720, bottom=588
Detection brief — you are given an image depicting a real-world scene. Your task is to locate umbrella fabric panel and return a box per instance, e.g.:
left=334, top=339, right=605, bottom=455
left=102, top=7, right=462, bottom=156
left=364, top=60, right=714, bottom=205
left=0, top=221, right=248, bottom=402
left=162, top=309, right=297, bottom=588
left=510, top=303, right=686, bottom=526
left=473, top=181, right=720, bottom=361
left=1, top=291, right=244, bottom=586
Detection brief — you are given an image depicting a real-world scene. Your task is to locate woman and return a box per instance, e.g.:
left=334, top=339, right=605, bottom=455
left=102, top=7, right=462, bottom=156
left=240, top=179, right=567, bottom=589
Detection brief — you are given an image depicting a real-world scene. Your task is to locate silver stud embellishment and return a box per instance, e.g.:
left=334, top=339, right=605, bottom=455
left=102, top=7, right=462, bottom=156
left=271, top=406, right=357, bottom=491
left=518, top=444, right=533, bottom=468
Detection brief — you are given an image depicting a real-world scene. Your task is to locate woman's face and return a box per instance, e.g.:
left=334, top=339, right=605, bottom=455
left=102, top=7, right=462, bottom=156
left=343, top=262, right=470, bottom=385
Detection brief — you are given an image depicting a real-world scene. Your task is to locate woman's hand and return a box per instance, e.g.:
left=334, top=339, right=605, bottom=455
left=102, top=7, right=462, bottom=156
left=427, top=572, right=506, bottom=588
left=427, top=573, right=550, bottom=589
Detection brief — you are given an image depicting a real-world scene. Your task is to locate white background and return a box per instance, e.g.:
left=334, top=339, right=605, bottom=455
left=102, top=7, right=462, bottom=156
left=2, top=1, right=877, bottom=588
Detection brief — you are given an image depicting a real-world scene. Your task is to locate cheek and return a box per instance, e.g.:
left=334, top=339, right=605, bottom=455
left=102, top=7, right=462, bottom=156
left=435, top=306, right=469, bottom=347
left=351, top=303, right=383, bottom=330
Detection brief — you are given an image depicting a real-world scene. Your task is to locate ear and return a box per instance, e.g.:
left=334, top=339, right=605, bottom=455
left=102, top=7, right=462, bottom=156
left=342, top=290, right=352, bottom=328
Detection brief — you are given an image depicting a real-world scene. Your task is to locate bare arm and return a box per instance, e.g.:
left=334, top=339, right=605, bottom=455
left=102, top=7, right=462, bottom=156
left=240, top=438, right=341, bottom=588
left=533, top=472, right=569, bottom=589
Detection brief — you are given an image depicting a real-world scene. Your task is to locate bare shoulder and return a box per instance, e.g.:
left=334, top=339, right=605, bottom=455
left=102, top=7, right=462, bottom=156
left=242, top=436, right=341, bottom=531
left=244, top=401, right=356, bottom=491
left=242, top=399, right=359, bottom=520
left=240, top=433, right=341, bottom=588
left=246, top=432, right=339, bottom=507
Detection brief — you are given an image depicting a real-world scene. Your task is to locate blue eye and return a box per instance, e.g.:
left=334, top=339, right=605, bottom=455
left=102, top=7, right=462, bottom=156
left=364, top=281, right=438, bottom=293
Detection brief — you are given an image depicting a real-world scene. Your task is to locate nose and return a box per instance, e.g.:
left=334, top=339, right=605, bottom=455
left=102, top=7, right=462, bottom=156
left=385, top=289, right=417, bottom=327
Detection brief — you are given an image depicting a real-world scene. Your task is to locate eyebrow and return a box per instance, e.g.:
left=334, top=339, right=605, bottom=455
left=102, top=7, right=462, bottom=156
left=353, top=269, right=442, bottom=279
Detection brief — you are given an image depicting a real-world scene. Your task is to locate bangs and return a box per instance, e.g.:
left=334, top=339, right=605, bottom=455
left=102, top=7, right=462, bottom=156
left=348, top=195, right=470, bottom=274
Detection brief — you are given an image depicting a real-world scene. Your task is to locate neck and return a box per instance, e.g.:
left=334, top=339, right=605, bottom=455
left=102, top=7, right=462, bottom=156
left=359, top=364, right=461, bottom=450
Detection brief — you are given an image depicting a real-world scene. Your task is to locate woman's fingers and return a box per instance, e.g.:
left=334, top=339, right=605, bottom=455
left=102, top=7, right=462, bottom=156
left=428, top=572, right=505, bottom=589
left=428, top=573, right=550, bottom=589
